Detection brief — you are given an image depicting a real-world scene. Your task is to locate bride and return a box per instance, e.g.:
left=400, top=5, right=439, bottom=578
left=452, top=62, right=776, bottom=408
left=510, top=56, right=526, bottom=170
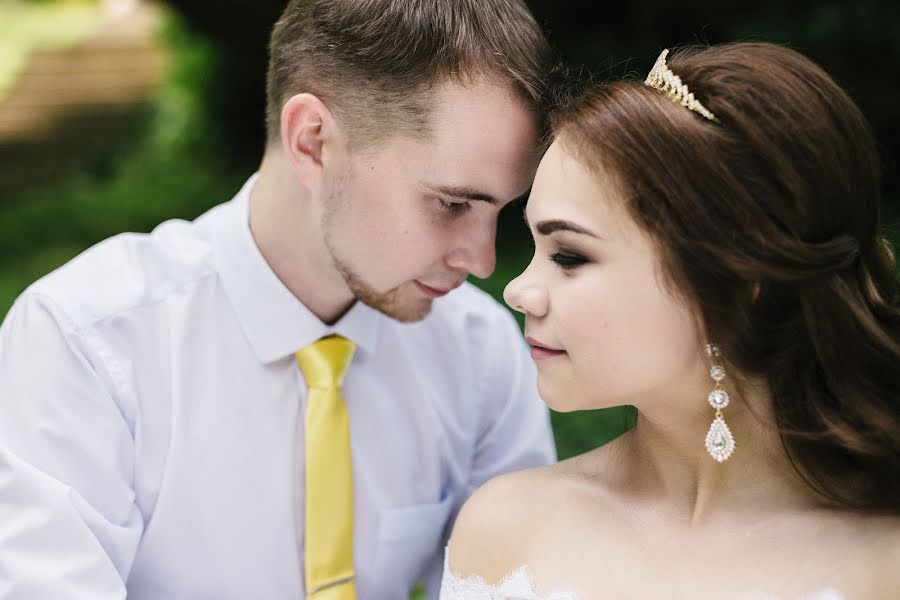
left=440, top=42, right=900, bottom=599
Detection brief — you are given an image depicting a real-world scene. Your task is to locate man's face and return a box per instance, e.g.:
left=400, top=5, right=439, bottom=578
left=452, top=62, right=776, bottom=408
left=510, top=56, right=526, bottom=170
left=321, top=79, right=541, bottom=322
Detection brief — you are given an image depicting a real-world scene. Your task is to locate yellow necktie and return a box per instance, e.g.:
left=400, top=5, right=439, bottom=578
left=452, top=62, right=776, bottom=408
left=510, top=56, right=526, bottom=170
left=295, top=335, right=357, bottom=600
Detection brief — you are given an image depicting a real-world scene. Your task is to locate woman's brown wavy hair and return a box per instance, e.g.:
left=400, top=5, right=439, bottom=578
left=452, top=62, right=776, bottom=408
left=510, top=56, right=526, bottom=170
left=554, top=42, right=900, bottom=512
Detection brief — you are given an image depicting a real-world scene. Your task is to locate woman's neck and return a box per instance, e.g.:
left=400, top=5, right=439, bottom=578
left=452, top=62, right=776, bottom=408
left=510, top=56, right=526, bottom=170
left=612, top=377, right=822, bottom=525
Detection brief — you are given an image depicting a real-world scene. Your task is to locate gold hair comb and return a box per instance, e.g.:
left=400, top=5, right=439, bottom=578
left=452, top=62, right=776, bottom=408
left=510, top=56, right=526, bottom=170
left=644, top=49, right=719, bottom=123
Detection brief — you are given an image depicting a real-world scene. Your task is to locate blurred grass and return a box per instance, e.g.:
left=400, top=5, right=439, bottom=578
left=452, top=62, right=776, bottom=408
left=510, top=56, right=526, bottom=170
left=0, top=0, right=102, bottom=99
left=410, top=582, right=425, bottom=600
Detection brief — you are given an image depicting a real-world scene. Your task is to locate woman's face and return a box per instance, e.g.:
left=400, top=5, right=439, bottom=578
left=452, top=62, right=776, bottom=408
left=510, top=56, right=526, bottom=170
left=504, top=138, right=707, bottom=412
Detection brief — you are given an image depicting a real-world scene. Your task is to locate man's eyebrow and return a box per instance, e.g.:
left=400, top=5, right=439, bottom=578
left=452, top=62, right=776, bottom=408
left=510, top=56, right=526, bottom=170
left=523, top=212, right=601, bottom=239
left=423, top=183, right=500, bottom=205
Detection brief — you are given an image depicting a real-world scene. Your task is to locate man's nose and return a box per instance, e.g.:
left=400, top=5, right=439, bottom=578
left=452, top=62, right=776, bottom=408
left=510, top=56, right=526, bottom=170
left=445, top=223, right=497, bottom=279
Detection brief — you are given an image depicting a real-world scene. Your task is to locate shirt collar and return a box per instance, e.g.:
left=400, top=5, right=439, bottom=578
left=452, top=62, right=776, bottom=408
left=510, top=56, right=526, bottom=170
left=213, top=174, right=381, bottom=364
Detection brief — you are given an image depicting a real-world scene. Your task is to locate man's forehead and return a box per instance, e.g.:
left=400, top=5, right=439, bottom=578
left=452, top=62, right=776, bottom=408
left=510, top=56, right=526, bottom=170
left=356, top=79, right=540, bottom=204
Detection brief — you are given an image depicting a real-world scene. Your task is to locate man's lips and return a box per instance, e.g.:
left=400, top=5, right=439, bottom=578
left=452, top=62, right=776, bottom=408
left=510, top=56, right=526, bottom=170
left=525, top=336, right=566, bottom=360
left=414, top=281, right=459, bottom=298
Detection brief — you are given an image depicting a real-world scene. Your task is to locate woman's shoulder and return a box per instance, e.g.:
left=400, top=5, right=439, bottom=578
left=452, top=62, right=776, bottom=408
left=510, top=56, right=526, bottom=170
left=447, top=464, right=559, bottom=577
left=856, top=512, right=900, bottom=595
left=447, top=450, right=619, bottom=584
left=808, top=510, right=900, bottom=597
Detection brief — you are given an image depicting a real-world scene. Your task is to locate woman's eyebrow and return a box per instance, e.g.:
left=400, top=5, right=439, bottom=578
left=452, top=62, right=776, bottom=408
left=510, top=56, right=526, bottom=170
left=523, top=211, right=601, bottom=239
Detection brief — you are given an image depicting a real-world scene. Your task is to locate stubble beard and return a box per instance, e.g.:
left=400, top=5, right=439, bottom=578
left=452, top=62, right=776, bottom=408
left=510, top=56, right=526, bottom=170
left=322, top=172, right=433, bottom=323
left=331, top=255, right=433, bottom=323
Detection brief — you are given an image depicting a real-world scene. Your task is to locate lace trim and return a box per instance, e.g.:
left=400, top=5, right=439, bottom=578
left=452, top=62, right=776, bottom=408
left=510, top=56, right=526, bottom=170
left=440, top=549, right=846, bottom=600
left=740, top=591, right=846, bottom=600
left=441, top=548, right=578, bottom=600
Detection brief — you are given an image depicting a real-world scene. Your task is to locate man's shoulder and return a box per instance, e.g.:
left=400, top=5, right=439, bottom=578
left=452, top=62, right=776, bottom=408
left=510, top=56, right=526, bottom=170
left=23, top=215, right=218, bottom=330
left=427, top=282, right=518, bottom=333
left=438, top=281, right=505, bottom=313
left=405, top=282, right=524, bottom=358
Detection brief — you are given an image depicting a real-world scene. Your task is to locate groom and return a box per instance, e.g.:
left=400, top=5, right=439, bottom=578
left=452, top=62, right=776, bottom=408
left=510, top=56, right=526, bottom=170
left=0, top=0, right=559, bottom=598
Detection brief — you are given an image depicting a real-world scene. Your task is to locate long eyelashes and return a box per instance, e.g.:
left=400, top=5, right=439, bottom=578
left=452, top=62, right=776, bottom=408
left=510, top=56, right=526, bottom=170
left=438, top=198, right=471, bottom=216
left=549, top=251, right=588, bottom=269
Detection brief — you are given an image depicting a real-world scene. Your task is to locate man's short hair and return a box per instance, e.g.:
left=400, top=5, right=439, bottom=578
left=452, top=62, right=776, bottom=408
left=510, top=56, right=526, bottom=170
left=265, top=0, right=561, bottom=150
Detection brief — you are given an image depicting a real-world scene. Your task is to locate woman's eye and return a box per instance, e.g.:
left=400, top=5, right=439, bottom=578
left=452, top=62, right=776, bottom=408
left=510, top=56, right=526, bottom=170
left=438, top=198, right=471, bottom=216
left=550, top=251, right=587, bottom=269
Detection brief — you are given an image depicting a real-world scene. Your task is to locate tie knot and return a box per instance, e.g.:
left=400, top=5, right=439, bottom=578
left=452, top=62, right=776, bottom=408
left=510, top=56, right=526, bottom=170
left=295, top=335, right=356, bottom=389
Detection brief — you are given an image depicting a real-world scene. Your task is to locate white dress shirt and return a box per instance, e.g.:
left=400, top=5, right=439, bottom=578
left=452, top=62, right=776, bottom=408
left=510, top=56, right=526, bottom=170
left=0, top=175, right=555, bottom=600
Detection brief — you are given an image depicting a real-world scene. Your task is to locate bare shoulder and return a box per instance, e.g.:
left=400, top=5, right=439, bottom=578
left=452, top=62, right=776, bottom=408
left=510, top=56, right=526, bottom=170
left=820, top=510, right=900, bottom=597
left=868, top=514, right=900, bottom=596
left=446, top=445, right=626, bottom=581
left=446, top=463, right=568, bottom=584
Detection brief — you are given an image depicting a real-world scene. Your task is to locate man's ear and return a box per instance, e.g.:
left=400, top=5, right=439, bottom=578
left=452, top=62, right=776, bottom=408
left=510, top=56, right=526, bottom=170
left=280, top=93, right=338, bottom=192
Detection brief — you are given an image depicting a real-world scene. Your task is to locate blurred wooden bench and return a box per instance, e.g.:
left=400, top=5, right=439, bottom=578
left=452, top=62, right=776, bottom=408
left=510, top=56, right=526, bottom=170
left=0, top=2, right=166, bottom=199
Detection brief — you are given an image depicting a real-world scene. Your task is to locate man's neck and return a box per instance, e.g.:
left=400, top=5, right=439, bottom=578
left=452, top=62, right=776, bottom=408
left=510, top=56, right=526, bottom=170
left=248, top=151, right=355, bottom=324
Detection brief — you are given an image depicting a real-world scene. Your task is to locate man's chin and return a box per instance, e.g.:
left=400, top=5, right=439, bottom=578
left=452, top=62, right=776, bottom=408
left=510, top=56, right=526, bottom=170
left=358, top=298, right=431, bottom=323
left=380, top=300, right=433, bottom=323
left=352, top=283, right=433, bottom=323
left=334, top=259, right=434, bottom=322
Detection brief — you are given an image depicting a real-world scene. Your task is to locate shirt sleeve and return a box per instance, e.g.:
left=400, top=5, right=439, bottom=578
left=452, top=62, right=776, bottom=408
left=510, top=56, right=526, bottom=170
left=0, top=293, right=142, bottom=599
left=466, top=305, right=556, bottom=493
left=423, top=304, right=556, bottom=600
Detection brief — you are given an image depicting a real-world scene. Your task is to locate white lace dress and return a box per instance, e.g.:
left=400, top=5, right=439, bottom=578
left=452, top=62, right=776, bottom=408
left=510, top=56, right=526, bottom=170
left=440, top=554, right=577, bottom=600
left=439, top=550, right=847, bottom=600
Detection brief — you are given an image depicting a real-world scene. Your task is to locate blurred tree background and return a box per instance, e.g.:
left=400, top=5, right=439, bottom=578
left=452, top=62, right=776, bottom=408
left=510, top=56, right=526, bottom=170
left=1, top=0, right=898, bottom=461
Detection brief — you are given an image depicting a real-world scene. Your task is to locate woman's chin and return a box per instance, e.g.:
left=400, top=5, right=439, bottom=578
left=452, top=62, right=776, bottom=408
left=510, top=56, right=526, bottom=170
left=538, top=382, right=627, bottom=413
left=537, top=384, right=589, bottom=413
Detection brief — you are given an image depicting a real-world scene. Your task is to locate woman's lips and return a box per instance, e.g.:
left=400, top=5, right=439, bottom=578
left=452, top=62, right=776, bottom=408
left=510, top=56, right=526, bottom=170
left=525, top=336, right=566, bottom=360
